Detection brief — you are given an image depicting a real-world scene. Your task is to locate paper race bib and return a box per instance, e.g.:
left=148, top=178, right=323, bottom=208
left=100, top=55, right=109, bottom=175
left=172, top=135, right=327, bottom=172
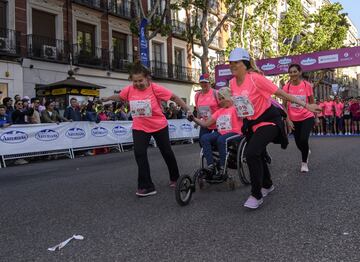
left=233, top=96, right=254, bottom=117
left=198, top=106, right=212, bottom=120
left=290, top=95, right=306, bottom=108
left=216, top=115, right=232, bottom=131
left=130, top=100, right=152, bottom=117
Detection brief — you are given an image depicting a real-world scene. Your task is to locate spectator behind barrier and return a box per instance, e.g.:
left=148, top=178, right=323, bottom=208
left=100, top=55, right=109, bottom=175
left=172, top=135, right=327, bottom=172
left=64, top=97, right=82, bottom=121
left=11, top=100, right=34, bottom=124
left=41, top=101, right=69, bottom=123
left=29, top=97, right=41, bottom=124
left=0, top=104, right=11, bottom=128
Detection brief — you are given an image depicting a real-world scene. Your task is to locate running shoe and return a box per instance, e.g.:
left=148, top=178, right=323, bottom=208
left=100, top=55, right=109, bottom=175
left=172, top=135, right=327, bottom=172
left=301, top=162, right=309, bottom=173
left=136, top=188, right=157, bottom=197
left=244, top=195, right=263, bottom=209
left=261, top=185, right=275, bottom=197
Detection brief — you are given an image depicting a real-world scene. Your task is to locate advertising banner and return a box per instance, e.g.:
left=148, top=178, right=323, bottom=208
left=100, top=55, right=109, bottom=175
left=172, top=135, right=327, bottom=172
left=0, top=120, right=199, bottom=156
left=215, top=46, right=360, bottom=88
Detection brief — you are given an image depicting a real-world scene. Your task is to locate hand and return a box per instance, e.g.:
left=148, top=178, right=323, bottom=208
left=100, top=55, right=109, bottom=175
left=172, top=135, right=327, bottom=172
left=286, top=119, right=295, bottom=134
left=306, top=103, right=322, bottom=113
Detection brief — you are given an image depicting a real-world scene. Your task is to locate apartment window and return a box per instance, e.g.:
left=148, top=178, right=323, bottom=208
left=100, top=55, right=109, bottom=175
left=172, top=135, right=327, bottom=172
left=152, top=42, right=163, bottom=63
left=0, top=0, right=7, bottom=29
left=32, top=9, right=56, bottom=39
left=112, top=31, right=127, bottom=59
left=174, top=48, right=183, bottom=67
left=0, top=83, right=8, bottom=100
left=77, top=21, right=95, bottom=55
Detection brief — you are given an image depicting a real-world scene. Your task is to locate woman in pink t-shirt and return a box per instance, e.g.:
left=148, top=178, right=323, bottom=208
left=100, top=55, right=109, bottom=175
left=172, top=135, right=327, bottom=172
left=192, top=87, right=242, bottom=182
left=283, top=64, right=315, bottom=173
left=333, top=97, right=344, bottom=134
left=101, top=63, right=191, bottom=197
left=350, top=97, right=360, bottom=134
left=195, top=73, right=220, bottom=142
left=343, top=98, right=352, bottom=135
left=228, top=48, right=320, bottom=209
left=323, top=97, right=335, bottom=135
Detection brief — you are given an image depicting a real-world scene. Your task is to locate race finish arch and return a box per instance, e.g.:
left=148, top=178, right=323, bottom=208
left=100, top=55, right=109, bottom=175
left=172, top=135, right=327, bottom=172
left=215, top=46, right=360, bottom=88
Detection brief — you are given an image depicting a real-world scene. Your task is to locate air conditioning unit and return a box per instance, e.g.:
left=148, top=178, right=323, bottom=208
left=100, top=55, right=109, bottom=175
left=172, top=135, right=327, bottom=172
left=0, top=37, right=10, bottom=51
left=42, top=45, right=57, bottom=59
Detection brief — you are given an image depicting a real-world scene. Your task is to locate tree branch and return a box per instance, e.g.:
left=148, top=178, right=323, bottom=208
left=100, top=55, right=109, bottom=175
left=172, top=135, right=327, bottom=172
left=148, top=0, right=169, bottom=40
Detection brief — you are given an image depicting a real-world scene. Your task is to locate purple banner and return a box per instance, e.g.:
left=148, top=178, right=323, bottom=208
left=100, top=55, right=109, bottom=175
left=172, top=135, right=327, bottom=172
left=215, top=46, right=360, bottom=88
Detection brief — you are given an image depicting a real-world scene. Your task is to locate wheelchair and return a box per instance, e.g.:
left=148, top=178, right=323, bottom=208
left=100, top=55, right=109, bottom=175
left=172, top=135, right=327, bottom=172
left=175, top=135, right=251, bottom=206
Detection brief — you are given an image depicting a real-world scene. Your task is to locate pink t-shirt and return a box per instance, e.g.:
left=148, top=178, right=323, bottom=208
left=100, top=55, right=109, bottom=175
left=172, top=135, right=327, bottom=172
left=350, top=102, right=360, bottom=117
left=195, top=89, right=219, bottom=130
left=283, top=80, right=314, bottom=122
left=229, top=72, right=278, bottom=132
left=211, top=106, right=243, bottom=135
left=119, top=83, right=172, bottom=133
left=317, top=103, right=324, bottom=117
left=334, top=102, right=344, bottom=117
left=323, top=101, right=334, bottom=116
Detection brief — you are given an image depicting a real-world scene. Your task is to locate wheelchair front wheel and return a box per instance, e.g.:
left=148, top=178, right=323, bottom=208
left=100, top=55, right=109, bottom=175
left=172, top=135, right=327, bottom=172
left=175, top=175, right=194, bottom=206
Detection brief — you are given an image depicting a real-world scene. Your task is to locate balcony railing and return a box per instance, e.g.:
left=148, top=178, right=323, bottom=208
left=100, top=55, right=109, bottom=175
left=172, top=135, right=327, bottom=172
left=73, top=44, right=109, bottom=69
left=110, top=51, right=134, bottom=72
left=150, top=60, right=200, bottom=82
left=0, top=28, right=21, bottom=56
left=27, top=35, right=69, bottom=63
left=108, top=0, right=131, bottom=18
left=73, top=0, right=106, bottom=10
left=171, top=20, right=186, bottom=37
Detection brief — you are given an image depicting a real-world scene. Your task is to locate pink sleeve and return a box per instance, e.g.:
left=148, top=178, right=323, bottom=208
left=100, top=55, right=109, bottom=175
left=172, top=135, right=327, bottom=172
left=152, top=83, right=173, bottom=101
left=305, top=81, right=313, bottom=97
left=119, top=86, right=131, bottom=101
left=252, top=73, right=278, bottom=98
left=211, top=109, right=220, bottom=121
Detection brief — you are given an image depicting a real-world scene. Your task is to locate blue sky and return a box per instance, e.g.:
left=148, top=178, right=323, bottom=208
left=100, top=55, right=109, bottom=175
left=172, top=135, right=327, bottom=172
left=336, top=0, right=360, bottom=37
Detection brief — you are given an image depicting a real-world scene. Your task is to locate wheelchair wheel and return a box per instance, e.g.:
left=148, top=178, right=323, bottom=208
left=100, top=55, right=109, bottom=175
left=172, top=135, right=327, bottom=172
left=237, top=139, right=251, bottom=185
left=175, top=175, right=194, bottom=206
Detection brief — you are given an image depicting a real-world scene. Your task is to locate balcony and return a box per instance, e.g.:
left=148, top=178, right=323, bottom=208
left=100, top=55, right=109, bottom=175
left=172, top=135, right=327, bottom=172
left=27, top=35, right=69, bottom=63
left=210, top=36, right=222, bottom=49
left=73, top=44, right=109, bottom=69
left=108, top=0, right=131, bottom=19
left=72, top=0, right=106, bottom=10
left=150, top=61, right=200, bottom=83
left=0, top=28, right=21, bottom=57
left=171, top=20, right=186, bottom=37
left=110, top=51, right=134, bottom=72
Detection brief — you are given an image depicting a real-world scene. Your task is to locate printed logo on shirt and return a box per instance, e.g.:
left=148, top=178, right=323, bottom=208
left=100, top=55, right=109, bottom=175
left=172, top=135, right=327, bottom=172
left=198, top=106, right=212, bottom=120
left=35, top=129, right=59, bottom=141
left=112, top=125, right=128, bottom=136
left=91, top=126, right=109, bottom=137
left=0, top=130, right=28, bottom=144
left=290, top=95, right=306, bottom=108
left=66, top=128, right=86, bottom=139
left=216, top=115, right=232, bottom=131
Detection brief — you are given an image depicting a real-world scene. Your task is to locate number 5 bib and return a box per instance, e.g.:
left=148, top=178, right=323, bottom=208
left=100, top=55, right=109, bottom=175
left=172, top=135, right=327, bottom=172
left=233, top=96, right=254, bottom=117
left=130, top=99, right=152, bottom=117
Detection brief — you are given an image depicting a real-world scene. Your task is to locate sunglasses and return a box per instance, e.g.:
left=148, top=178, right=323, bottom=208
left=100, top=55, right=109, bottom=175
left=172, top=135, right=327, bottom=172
left=16, top=102, right=23, bottom=105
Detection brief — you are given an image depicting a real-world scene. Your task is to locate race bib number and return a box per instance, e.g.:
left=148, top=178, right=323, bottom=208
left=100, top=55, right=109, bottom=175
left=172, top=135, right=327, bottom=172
left=130, top=100, right=152, bottom=117
left=216, top=115, right=232, bottom=131
left=198, top=106, right=211, bottom=120
left=290, top=95, right=306, bottom=108
left=233, top=96, right=254, bottom=117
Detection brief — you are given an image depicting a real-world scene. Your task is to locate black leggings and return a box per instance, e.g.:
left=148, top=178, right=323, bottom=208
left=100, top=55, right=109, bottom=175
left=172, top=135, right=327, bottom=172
left=293, top=117, right=314, bottom=163
left=246, top=125, right=280, bottom=199
left=132, top=126, right=179, bottom=189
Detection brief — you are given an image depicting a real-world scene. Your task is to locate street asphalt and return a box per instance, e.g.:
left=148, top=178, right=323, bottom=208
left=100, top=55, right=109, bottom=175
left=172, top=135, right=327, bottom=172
left=0, top=136, right=359, bottom=262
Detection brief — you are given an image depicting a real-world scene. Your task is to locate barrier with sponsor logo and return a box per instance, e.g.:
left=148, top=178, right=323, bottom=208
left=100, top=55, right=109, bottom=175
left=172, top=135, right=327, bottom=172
left=0, top=120, right=199, bottom=167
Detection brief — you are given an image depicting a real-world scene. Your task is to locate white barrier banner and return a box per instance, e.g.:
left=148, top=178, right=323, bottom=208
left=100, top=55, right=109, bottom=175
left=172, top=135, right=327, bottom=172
left=0, top=120, right=199, bottom=155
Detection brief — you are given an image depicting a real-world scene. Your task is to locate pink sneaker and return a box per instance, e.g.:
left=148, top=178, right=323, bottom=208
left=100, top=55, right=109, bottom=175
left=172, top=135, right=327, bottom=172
left=169, top=181, right=177, bottom=188
left=136, top=188, right=157, bottom=197
left=261, top=185, right=275, bottom=197
left=244, top=195, right=263, bottom=209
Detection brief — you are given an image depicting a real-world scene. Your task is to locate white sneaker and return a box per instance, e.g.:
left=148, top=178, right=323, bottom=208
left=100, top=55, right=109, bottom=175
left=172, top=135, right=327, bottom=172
left=301, top=162, right=309, bottom=173
left=244, top=195, right=263, bottom=209
left=261, top=185, right=275, bottom=197
left=321, top=133, right=324, bottom=135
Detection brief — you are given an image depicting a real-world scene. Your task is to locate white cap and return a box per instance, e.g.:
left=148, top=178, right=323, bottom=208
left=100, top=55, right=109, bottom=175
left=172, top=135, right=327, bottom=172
left=228, top=48, right=250, bottom=62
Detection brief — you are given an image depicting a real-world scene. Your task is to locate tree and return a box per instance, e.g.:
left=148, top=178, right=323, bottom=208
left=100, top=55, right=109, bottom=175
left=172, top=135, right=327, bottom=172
left=179, top=0, right=241, bottom=73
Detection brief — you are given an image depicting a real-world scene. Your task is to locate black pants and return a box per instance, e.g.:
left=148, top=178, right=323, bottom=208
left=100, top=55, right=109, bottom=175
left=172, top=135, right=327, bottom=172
left=246, top=125, right=279, bottom=199
left=132, top=126, right=180, bottom=189
left=293, top=117, right=314, bottom=163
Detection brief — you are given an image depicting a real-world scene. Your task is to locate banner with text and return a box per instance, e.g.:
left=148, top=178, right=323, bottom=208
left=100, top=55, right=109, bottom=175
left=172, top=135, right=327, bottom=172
left=0, top=120, right=199, bottom=155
